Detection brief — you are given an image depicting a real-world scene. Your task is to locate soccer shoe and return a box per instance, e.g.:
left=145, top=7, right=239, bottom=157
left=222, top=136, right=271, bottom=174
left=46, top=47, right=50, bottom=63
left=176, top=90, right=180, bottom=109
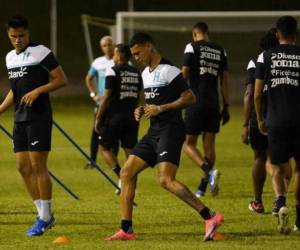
left=115, top=179, right=121, bottom=195
left=84, top=161, right=94, bottom=169
left=208, top=169, right=220, bottom=196
left=104, top=229, right=136, bottom=241
left=27, top=215, right=55, bottom=237
left=272, top=202, right=280, bottom=216
left=278, top=206, right=291, bottom=235
left=203, top=212, right=224, bottom=241
left=195, top=189, right=205, bottom=198
left=294, top=225, right=300, bottom=232
left=248, top=200, right=265, bottom=214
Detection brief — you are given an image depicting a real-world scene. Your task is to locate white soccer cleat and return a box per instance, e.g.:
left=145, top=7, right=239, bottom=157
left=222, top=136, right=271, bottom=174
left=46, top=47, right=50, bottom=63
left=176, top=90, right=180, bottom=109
left=208, top=169, right=220, bottom=197
left=278, top=206, right=291, bottom=235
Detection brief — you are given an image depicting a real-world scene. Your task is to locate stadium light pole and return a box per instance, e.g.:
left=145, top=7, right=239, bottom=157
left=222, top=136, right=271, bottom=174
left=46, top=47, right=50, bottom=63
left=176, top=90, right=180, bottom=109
left=50, top=0, right=57, bottom=56
left=127, top=0, right=134, bottom=42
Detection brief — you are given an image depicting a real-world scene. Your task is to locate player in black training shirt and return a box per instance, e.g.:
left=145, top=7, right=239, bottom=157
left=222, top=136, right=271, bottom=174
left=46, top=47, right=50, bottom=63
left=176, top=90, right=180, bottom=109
left=0, top=16, right=67, bottom=236
left=182, top=22, right=229, bottom=197
left=95, top=44, right=142, bottom=193
left=105, top=33, right=224, bottom=242
left=255, top=16, right=300, bottom=234
left=242, top=29, right=279, bottom=214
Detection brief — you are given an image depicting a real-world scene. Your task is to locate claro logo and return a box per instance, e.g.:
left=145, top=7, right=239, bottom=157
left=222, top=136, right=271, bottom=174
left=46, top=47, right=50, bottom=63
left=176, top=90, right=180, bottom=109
left=8, top=67, right=28, bottom=79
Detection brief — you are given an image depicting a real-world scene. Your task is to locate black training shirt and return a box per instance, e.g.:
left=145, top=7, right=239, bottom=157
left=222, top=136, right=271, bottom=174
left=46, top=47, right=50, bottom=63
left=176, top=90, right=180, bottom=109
left=104, top=63, right=142, bottom=116
left=255, top=44, right=300, bottom=127
left=183, top=40, right=228, bottom=110
left=6, top=43, right=59, bottom=122
left=142, top=58, right=189, bottom=133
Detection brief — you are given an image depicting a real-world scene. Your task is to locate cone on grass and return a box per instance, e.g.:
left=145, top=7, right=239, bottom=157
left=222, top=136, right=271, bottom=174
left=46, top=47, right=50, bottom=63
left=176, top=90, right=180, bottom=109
left=53, top=235, right=70, bottom=244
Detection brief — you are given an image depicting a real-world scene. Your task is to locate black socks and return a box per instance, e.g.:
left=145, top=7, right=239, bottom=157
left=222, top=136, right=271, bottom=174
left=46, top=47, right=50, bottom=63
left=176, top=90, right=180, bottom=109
left=121, top=220, right=133, bottom=233
left=113, top=164, right=121, bottom=177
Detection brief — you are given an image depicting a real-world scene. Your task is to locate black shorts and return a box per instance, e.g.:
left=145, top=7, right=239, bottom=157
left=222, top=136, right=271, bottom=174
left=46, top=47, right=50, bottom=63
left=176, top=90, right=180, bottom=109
left=184, top=106, right=220, bottom=135
left=249, top=126, right=268, bottom=151
left=132, top=127, right=185, bottom=167
left=268, top=126, right=300, bottom=164
left=99, top=114, right=138, bottom=150
left=13, top=120, right=52, bottom=153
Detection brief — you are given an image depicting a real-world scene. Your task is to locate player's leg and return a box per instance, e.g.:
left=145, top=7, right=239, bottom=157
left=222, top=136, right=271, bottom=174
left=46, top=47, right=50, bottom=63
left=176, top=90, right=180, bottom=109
left=15, top=152, right=40, bottom=210
left=87, top=127, right=99, bottom=167
left=248, top=126, right=268, bottom=213
left=294, top=159, right=300, bottom=231
left=183, top=134, right=213, bottom=196
left=13, top=122, right=41, bottom=218
left=268, top=126, right=291, bottom=234
left=248, top=149, right=267, bottom=213
left=157, top=162, right=223, bottom=241
left=203, top=132, right=220, bottom=196
left=105, top=155, right=148, bottom=241
left=26, top=120, right=55, bottom=236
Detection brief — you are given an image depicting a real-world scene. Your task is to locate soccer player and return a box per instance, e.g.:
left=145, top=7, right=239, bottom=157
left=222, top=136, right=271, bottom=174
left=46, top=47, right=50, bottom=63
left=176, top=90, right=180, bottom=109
left=242, top=28, right=279, bottom=214
left=85, top=36, right=118, bottom=168
left=95, top=44, right=142, bottom=189
left=182, top=22, right=229, bottom=197
left=105, top=33, right=224, bottom=242
left=0, top=16, right=67, bottom=236
left=254, top=16, right=300, bottom=234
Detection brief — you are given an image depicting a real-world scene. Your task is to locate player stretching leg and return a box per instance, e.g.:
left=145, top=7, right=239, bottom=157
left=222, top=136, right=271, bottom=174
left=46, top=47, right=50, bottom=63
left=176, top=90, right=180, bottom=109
left=105, top=33, right=224, bottom=242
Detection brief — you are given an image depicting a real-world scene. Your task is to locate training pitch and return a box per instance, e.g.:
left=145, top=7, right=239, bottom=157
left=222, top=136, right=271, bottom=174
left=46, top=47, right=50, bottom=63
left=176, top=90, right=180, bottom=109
left=0, top=98, right=298, bottom=250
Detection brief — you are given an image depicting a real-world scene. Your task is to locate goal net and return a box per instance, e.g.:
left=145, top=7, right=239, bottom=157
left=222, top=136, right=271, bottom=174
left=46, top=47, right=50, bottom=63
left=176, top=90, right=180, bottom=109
left=116, top=11, right=300, bottom=103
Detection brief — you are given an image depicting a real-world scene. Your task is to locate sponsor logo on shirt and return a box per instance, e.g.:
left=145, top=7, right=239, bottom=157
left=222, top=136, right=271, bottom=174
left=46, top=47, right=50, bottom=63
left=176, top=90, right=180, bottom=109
left=8, top=67, right=28, bottom=79
left=144, top=88, right=159, bottom=99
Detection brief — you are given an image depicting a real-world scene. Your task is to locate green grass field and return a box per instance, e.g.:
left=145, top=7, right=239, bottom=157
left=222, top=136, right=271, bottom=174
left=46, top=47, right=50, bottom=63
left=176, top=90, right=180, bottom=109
left=0, top=99, right=298, bottom=250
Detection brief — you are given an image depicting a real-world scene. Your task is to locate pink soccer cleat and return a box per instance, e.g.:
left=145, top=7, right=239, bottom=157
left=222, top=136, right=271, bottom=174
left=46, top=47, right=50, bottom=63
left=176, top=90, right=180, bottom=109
left=203, top=212, right=224, bottom=241
left=104, top=229, right=136, bottom=241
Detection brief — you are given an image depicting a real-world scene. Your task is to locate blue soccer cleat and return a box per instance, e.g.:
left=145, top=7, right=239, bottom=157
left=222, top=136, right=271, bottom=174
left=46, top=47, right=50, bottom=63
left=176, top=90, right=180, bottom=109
left=27, top=216, right=55, bottom=237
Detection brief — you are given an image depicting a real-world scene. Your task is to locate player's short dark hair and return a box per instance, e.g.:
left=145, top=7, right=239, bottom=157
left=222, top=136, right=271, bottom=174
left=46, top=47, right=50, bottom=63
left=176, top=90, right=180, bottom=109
left=116, top=43, right=132, bottom=61
left=260, top=28, right=279, bottom=51
left=129, top=32, right=154, bottom=47
left=193, top=22, right=209, bottom=34
left=276, top=16, right=298, bottom=37
left=6, top=15, right=29, bottom=30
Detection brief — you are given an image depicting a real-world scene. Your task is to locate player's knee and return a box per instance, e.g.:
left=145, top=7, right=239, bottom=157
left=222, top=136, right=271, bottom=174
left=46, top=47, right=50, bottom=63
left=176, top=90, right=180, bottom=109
left=159, top=176, right=172, bottom=190
left=120, top=166, right=133, bottom=182
left=17, top=163, right=31, bottom=177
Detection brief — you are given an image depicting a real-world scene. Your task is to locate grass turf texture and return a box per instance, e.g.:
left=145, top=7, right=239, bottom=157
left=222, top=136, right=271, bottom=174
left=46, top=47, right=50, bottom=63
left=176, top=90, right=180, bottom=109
left=0, top=98, right=299, bottom=249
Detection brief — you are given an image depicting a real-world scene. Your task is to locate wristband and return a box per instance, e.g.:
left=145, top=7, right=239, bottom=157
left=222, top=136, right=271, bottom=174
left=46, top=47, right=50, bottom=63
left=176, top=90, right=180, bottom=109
left=90, top=92, right=96, bottom=98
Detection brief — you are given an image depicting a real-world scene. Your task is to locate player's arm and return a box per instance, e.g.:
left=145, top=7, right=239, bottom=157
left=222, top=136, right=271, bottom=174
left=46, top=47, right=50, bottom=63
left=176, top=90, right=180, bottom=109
left=220, top=48, right=230, bottom=125
left=181, top=66, right=190, bottom=80
left=242, top=60, right=256, bottom=144
left=0, top=90, right=14, bottom=114
left=254, top=79, right=267, bottom=135
left=182, top=43, right=194, bottom=81
left=85, top=69, right=101, bottom=102
left=242, top=84, right=253, bottom=144
left=95, top=67, right=115, bottom=132
left=254, top=52, right=267, bottom=135
left=144, top=73, right=195, bottom=118
left=21, top=50, right=67, bottom=106
left=95, top=89, right=112, bottom=133
left=21, top=66, right=67, bottom=106
left=134, top=75, right=145, bottom=121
